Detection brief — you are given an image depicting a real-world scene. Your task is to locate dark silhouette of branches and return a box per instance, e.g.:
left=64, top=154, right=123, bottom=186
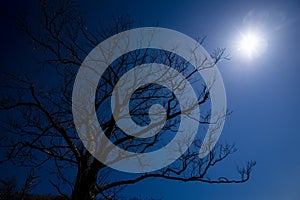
left=0, top=1, right=255, bottom=200
left=0, top=177, right=17, bottom=200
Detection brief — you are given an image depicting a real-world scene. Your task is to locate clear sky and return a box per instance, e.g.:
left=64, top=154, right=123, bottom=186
left=1, top=0, right=300, bottom=199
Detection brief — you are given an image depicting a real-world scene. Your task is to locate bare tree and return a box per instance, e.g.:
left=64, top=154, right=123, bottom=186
left=0, top=177, right=17, bottom=200
left=0, top=1, right=255, bottom=200
left=0, top=169, right=38, bottom=200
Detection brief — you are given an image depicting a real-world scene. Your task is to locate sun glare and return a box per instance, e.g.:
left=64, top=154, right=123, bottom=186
left=237, top=30, right=267, bottom=59
left=241, top=33, right=259, bottom=55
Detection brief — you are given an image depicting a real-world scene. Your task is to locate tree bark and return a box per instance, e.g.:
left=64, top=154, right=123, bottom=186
left=72, top=159, right=101, bottom=200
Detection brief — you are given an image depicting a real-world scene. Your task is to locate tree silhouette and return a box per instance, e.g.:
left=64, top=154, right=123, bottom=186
left=0, top=1, right=255, bottom=199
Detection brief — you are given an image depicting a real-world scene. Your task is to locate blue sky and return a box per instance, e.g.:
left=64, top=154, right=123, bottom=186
left=1, top=0, right=300, bottom=199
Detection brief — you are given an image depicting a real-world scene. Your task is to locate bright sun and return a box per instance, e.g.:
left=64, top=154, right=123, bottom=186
left=237, top=30, right=267, bottom=59
left=241, top=33, right=259, bottom=56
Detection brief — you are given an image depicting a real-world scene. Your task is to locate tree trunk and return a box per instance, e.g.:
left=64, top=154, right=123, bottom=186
left=71, top=170, right=97, bottom=200
left=71, top=159, right=101, bottom=200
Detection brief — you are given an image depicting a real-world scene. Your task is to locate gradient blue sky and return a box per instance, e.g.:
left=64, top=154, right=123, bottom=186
left=1, top=0, right=300, bottom=199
